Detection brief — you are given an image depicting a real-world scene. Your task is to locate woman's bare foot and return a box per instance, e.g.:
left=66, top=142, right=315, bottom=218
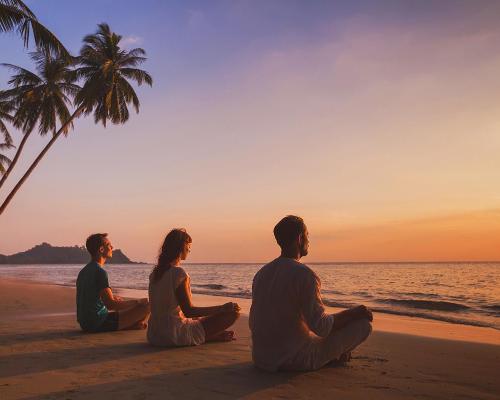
left=210, top=330, right=235, bottom=342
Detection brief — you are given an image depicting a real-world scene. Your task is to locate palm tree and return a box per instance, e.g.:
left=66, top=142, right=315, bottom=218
left=76, top=23, right=153, bottom=125
left=0, top=0, right=69, bottom=57
left=0, top=99, right=14, bottom=174
left=0, top=51, right=78, bottom=190
left=0, top=23, right=152, bottom=215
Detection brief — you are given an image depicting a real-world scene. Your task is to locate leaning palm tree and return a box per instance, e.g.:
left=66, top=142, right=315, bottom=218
left=0, top=0, right=69, bottom=57
left=0, top=23, right=152, bottom=215
left=0, top=99, right=14, bottom=174
left=0, top=51, right=78, bottom=190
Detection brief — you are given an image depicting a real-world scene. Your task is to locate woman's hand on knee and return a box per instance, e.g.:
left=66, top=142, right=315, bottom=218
left=222, top=302, right=240, bottom=313
left=352, top=305, right=373, bottom=322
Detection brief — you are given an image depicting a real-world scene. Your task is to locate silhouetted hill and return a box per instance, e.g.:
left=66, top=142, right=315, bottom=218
left=0, top=243, right=136, bottom=264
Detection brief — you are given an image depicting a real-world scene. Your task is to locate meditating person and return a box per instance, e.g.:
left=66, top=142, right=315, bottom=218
left=76, top=233, right=150, bottom=333
left=249, top=215, right=373, bottom=372
left=147, top=228, right=240, bottom=346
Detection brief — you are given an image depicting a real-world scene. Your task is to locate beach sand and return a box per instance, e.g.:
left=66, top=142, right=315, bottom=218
left=0, top=278, right=499, bottom=399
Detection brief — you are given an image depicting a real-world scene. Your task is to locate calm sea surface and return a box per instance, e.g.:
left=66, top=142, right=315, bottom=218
left=0, top=262, right=498, bottom=329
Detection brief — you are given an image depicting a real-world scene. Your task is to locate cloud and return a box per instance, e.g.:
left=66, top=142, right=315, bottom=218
left=120, top=35, right=143, bottom=49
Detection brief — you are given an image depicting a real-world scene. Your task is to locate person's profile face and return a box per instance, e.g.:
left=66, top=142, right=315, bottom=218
left=299, top=228, right=309, bottom=257
left=180, top=241, right=191, bottom=261
left=100, top=238, right=113, bottom=259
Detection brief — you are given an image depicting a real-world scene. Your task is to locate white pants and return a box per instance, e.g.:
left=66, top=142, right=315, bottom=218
left=281, top=319, right=372, bottom=371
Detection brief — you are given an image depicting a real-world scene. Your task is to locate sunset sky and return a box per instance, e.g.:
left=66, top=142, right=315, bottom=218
left=0, top=0, right=499, bottom=263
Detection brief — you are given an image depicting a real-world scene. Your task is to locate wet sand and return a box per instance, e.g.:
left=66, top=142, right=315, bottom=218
left=0, top=278, right=499, bottom=399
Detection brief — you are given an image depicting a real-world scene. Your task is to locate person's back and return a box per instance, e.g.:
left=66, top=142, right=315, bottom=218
left=148, top=266, right=205, bottom=346
left=76, top=261, right=109, bottom=331
left=147, top=229, right=240, bottom=347
left=250, top=215, right=373, bottom=372
left=250, top=257, right=333, bottom=371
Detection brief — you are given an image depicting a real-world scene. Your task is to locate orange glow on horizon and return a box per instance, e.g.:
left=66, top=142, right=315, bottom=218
left=310, top=209, right=500, bottom=262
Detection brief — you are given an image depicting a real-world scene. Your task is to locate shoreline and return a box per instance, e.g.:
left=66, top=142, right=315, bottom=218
left=2, top=276, right=499, bottom=344
left=1, top=262, right=497, bottom=332
left=0, top=277, right=499, bottom=399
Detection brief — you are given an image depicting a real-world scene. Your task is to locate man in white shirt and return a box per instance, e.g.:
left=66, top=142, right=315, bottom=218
left=249, top=215, right=373, bottom=371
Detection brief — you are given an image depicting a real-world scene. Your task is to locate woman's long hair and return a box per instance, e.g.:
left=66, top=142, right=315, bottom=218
left=151, top=229, right=192, bottom=284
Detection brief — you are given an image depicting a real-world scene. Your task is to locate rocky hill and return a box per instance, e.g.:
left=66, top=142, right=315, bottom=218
left=0, top=243, right=135, bottom=264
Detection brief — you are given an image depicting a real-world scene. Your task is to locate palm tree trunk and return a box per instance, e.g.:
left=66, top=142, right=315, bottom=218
left=0, top=130, right=32, bottom=190
left=0, top=106, right=83, bottom=216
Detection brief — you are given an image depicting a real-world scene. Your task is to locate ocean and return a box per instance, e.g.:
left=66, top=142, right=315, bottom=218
left=0, top=262, right=498, bottom=330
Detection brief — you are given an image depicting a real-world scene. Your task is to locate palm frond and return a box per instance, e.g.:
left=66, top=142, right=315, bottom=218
left=28, top=18, right=70, bottom=59
left=0, top=0, right=70, bottom=58
left=119, top=68, right=152, bottom=86
left=0, top=3, right=26, bottom=32
left=0, top=98, right=14, bottom=145
left=1, top=63, right=42, bottom=86
left=0, top=120, right=13, bottom=145
left=3, top=52, right=76, bottom=136
left=0, top=0, right=36, bottom=19
left=0, top=152, right=12, bottom=174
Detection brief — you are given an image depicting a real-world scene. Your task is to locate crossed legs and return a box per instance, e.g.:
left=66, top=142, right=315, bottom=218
left=281, top=318, right=372, bottom=371
left=200, top=310, right=240, bottom=342
left=117, top=302, right=150, bottom=330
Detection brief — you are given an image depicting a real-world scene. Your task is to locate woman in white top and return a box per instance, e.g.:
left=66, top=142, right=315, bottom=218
left=147, top=228, right=240, bottom=346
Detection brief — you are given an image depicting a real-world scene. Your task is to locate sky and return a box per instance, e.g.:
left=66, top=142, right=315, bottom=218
left=0, top=0, right=499, bottom=263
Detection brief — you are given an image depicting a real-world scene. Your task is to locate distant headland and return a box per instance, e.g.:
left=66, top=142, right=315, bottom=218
left=0, top=243, right=136, bottom=264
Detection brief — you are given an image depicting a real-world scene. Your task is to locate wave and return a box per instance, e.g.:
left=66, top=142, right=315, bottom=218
left=191, top=288, right=252, bottom=299
left=323, top=299, right=357, bottom=308
left=378, top=299, right=470, bottom=312
left=322, top=289, right=344, bottom=295
left=483, top=304, right=500, bottom=312
left=191, top=284, right=227, bottom=290
left=352, top=291, right=374, bottom=298
left=367, top=306, right=497, bottom=329
left=399, top=292, right=440, bottom=299
left=480, top=304, right=500, bottom=317
left=191, top=289, right=499, bottom=330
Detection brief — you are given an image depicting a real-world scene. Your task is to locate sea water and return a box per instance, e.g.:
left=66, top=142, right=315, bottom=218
left=0, top=262, right=498, bottom=329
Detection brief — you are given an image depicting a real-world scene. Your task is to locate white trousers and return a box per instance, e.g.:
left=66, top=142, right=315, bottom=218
left=281, top=318, right=372, bottom=371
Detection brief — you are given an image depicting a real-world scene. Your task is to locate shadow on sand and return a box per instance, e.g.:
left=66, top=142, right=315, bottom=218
left=19, top=361, right=301, bottom=400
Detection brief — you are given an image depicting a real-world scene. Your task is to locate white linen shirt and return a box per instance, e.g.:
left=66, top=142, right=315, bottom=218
left=249, top=257, right=334, bottom=371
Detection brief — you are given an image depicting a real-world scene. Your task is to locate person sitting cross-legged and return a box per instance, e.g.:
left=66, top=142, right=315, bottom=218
left=76, top=233, right=150, bottom=333
left=249, top=215, right=373, bottom=372
left=147, top=228, right=240, bottom=347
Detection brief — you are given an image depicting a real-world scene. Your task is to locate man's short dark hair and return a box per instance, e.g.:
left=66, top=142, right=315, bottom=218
left=86, top=233, right=108, bottom=258
left=273, top=215, right=306, bottom=249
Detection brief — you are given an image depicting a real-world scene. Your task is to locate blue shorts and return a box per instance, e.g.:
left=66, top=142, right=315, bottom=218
left=91, top=311, right=119, bottom=332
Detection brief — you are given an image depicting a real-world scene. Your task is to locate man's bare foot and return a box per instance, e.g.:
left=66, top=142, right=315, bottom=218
left=339, top=351, right=352, bottom=363
left=211, top=330, right=235, bottom=342
left=126, top=320, right=148, bottom=330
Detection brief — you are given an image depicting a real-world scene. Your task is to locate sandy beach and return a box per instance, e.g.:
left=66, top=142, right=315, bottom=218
left=0, top=278, right=499, bottom=400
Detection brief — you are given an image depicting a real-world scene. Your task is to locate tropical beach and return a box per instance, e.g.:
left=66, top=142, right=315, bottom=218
left=1, top=1, right=500, bottom=399
left=0, top=278, right=498, bottom=400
